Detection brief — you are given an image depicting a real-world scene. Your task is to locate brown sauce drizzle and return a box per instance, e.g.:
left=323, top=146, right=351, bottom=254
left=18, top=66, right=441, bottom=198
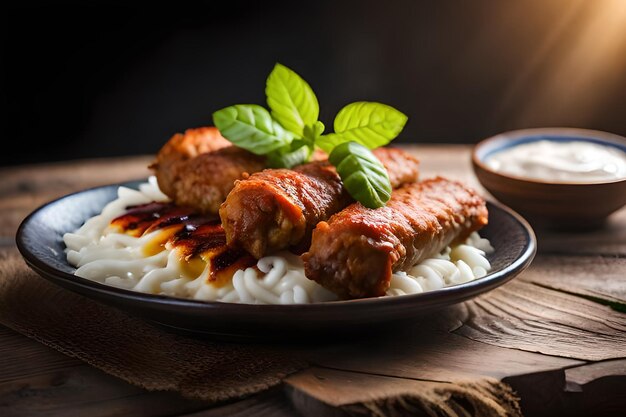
left=111, top=202, right=255, bottom=286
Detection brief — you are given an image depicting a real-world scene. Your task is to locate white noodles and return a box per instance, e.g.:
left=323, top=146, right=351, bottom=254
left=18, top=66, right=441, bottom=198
left=63, top=177, right=494, bottom=304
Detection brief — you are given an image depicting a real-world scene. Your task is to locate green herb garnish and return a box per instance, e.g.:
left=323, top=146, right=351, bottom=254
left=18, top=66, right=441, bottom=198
left=329, top=141, right=392, bottom=209
left=212, top=63, right=407, bottom=208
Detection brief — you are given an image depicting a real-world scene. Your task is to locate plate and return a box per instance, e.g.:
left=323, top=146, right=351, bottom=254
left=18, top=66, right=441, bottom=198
left=16, top=180, right=536, bottom=341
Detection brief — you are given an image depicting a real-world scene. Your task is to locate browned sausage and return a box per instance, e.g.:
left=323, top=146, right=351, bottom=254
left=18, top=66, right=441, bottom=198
left=150, top=127, right=265, bottom=214
left=302, top=177, right=488, bottom=298
left=219, top=147, right=420, bottom=258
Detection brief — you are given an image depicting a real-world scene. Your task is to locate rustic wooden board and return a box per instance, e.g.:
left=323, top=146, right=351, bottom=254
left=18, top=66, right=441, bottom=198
left=180, top=388, right=297, bottom=417
left=303, top=306, right=582, bottom=382
left=455, top=280, right=626, bottom=361
left=0, top=156, right=152, bottom=238
left=0, top=327, right=297, bottom=417
left=285, top=367, right=522, bottom=417
left=2, top=147, right=625, bottom=416
left=0, top=327, right=214, bottom=417
left=536, top=211, right=626, bottom=257
left=520, top=255, right=626, bottom=310
left=0, top=326, right=80, bottom=384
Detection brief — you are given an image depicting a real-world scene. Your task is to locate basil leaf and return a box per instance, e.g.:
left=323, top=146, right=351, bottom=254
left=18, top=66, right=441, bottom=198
left=331, top=101, right=408, bottom=149
left=316, top=133, right=346, bottom=153
left=213, top=104, right=293, bottom=155
left=266, top=139, right=314, bottom=168
left=266, top=63, right=319, bottom=137
left=329, top=141, right=392, bottom=209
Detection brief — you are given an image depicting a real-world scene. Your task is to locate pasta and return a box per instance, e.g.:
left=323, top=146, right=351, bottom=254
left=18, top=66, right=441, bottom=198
left=63, top=177, right=494, bottom=304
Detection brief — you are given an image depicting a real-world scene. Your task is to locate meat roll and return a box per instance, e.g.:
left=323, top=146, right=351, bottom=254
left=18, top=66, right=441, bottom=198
left=151, top=127, right=266, bottom=214
left=219, top=148, right=420, bottom=258
left=302, top=177, right=488, bottom=298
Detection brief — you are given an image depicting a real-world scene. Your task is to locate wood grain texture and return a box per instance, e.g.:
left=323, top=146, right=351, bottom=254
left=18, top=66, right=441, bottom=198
left=0, top=156, right=153, bottom=198
left=306, top=307, right=582, bottom=382
left=536, top=210, right=626, bottom=257
left=286, top=367, right=522, bottom=417
left=455, top=276, right=626, bottom=361
left=0, top=326, right=214, bottom=417
left=0, top=156, right=152, bottom=238
left=0, top=327, right=81, bottom=384
left=179, top=388, right=297, bottom=417
left=0, top=325, right=297, bottom=417
left=2, top=147, right=626, bottom=417
left=0, top=361, right=211, bottom=417
left=519, top=255, right=626, bottom=310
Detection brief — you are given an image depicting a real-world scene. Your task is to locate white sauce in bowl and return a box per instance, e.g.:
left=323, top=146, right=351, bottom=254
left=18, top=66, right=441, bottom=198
left=485, top=140, right=626, bottom=183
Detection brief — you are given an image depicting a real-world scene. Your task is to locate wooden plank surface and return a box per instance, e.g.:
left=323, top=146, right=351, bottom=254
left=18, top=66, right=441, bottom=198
left=0, top=156, right=153, bottom=239
left=302, top=307, right=582, bottom=382
left=285, top=367, right=522, bottom=417
left=1, top=145, right=625, bottom=416
left=0, top=327, right=213, bottom=417
left=520, top=255, right=626, bottom=310
left=455, top=279, right=626, bottom=361
left=0, top=325, right=295, bottom=417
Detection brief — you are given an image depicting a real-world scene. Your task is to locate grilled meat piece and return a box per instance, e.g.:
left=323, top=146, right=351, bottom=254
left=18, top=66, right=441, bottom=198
left=302, top=177, right=488, bottom=298
left=219, top=147, right=420, bottom=258
left=151, top=127, right=265, bottom=214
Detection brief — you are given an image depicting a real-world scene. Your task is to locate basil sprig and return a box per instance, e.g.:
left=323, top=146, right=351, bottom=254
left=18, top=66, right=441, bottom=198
left=212, top=63, right=407, bottom=208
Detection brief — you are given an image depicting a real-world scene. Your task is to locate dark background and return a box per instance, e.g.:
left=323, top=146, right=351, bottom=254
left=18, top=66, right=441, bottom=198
left=2, top=0, right=626, bottom=166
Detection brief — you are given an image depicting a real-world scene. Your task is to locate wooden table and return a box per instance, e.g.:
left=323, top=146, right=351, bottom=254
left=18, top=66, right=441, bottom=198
left=1, top=145, right=625, bottom=417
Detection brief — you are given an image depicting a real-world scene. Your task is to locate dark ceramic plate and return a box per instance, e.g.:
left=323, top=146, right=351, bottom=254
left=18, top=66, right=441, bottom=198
left=16, top=180, right=536, bottom=341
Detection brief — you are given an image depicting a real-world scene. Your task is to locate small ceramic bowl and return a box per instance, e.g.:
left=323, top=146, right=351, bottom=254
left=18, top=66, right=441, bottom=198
left=472, top=127, right=626, bottom=230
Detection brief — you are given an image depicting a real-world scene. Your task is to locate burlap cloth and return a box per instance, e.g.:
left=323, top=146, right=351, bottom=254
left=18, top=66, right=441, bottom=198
left=0, top=248, right=306, bottom=403
left=0, top=247, right=521, bottom=416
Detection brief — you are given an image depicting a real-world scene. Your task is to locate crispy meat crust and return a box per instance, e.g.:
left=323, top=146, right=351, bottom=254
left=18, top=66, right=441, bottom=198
left=151, top=127, right=265, bottom=214
left=302, top=177, right=488, bottom=299
left=219, top=148, right=420, bottom=258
